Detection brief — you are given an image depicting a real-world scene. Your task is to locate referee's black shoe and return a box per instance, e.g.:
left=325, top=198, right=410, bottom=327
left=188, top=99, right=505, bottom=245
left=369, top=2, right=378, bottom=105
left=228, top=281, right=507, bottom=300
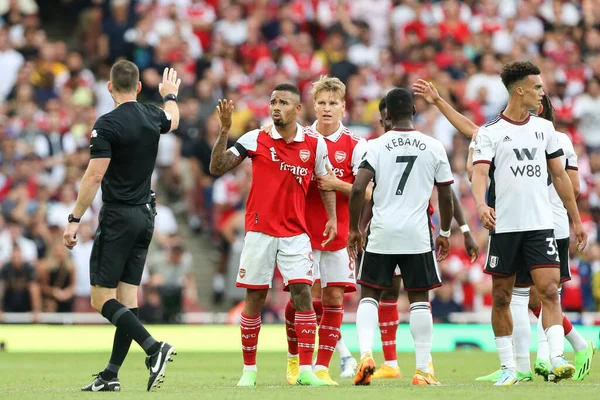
left=81, top=372, right=121, bottom=392
left=145, top=342, right=177, bottom=392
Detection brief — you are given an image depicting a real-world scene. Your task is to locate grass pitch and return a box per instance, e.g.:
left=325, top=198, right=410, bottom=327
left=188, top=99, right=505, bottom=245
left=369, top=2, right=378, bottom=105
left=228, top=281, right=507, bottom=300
left=1, top=351, right=599, bottom=400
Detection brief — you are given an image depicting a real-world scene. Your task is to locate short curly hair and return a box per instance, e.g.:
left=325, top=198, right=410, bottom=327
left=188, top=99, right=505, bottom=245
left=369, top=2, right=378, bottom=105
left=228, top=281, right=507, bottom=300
left=500, top=61, right=541, bottom=90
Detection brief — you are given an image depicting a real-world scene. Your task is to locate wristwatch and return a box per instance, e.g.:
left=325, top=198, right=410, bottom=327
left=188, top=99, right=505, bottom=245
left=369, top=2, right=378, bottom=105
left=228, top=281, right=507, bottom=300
left=68, top=214, right=81, bottom=223
left=163, top=94, right=178, bottom=103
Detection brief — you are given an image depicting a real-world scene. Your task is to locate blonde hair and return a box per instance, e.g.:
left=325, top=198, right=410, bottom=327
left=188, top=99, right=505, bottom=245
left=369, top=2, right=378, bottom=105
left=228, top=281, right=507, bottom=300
left=311, top=75, right=346, bottom=102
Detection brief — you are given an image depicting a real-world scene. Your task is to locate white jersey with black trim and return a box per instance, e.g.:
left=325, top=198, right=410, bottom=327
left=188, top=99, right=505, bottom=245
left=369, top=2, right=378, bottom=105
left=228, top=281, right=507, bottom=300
left=549, top=131, right=578, bottom=239
left=361, top=129, right=454, bottom=254
left=473, top=114, right=564, bottom=234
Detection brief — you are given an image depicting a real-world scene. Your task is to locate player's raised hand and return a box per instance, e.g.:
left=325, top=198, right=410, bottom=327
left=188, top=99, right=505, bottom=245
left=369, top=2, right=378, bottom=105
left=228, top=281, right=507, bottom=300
left=347, top=230, right=363, bottom=259
left=317, top=164, right=339, bottom=191
left=435, top=236, right=450, bottom=261
left=573, top=221, right=588, bottom=252
left=322, top=219, right=338, bottom=247
left=412, top=79, right=441, bottom=104
left=477, top=204, right=496, bottom=230
left=159, top=67, right=181, bottom=97
left=217, top=99, right=234, bottom=131
left=463, top=232, right=480, bottom=263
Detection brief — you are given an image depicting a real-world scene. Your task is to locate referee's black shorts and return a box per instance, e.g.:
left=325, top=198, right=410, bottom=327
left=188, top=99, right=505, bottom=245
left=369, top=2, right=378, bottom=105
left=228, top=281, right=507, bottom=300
left=90, top=204, right=155, bottom=288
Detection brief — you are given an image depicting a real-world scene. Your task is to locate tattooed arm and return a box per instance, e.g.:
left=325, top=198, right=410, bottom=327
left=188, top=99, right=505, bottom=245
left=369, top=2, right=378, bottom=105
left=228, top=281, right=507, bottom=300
left=210, top=99, right=244, bottom=176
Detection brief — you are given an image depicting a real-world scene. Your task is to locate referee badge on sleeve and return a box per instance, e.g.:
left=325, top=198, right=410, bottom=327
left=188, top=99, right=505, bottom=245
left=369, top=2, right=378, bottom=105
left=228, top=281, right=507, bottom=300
left=489, top=256, right=498, bottom=268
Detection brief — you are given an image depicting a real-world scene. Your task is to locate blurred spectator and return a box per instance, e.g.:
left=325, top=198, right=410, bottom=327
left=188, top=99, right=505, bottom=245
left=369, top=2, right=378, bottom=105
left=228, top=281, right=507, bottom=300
left=573, top=77, right=600, bottom=150
left=138, top=286, right=164, bottom=324
left=39, top=239, right=75, bottom=312
left=431, top=275, right=463, bottom=323
left=0, top=217, right=37, bottom=265
left=147, top=236, right=197, bottom=323
left=0, top=245, right=41, bottom=319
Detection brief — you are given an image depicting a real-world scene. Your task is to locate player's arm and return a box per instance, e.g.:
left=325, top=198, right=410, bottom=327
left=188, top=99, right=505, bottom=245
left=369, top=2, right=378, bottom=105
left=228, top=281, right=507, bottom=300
left=437, top=184, right=454, bottom=233
left=547, top=128, right=587, bottom=250
left=567, top=168, right=580, bottom=198
left=450, top=187, right=479, bottom=261
left=433, top=144, right=454, bottom=261
left=315, top=136, right=337, bottom=247
left=348, top=167, right=373, bottom=259
left=413, top=79, right=479, bottom=138
left=471, top=128, right=496, bottom=230
left=158, top=67, right=181, bottom=133
left=565, top=140, right=580, bottom=198
left=467, top=141, right=475, bottom=182
left=358, top=199, right=373, bottom=236
left=317, top=138, right=373, bottom=200
left=317, top=169, right=374, bottom=201
left=548, top=157, right=586, bottom=251
left=210, top=100, right=244, bottom=176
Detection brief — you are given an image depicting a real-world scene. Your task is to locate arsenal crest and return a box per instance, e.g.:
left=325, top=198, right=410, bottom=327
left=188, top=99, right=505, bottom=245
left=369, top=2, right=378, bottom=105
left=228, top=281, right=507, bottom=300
left=239, top=268, right=246, bottom=278
left=299, top=149, right=311, bottom=162
left=334, top=151, right=347, bottom=163
left=489, top=256, right=498, bottom=269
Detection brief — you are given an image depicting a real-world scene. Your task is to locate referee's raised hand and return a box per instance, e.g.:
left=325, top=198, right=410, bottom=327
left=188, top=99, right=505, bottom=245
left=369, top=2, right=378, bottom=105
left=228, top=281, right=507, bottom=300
left=159, top=67, right=181, bottom=97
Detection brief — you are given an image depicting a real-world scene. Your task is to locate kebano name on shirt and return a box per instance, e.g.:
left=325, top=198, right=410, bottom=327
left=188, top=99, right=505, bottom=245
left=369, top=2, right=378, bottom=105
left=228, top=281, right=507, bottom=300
left=385, top=136, right=427, bottom=152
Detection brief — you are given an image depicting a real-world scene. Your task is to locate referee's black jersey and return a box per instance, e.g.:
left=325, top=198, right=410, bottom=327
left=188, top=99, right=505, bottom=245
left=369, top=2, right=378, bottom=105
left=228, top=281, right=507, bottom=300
left=89, top=101, right=171, bottom=205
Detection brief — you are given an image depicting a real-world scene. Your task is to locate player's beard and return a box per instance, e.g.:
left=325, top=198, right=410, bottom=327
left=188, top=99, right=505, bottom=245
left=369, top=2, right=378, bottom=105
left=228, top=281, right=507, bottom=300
left=273, top=116, right=286, bottom=126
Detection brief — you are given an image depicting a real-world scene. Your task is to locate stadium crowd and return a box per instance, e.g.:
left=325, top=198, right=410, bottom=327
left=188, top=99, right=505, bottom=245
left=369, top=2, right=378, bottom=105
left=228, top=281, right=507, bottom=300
left=2, top=0, right=600, bottom=322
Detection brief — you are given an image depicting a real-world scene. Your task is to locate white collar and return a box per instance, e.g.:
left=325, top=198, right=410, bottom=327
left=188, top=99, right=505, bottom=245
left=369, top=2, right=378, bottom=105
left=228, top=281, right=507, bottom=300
left=271, top=123, right=305, bottom=142
left=311, top=120, right=344, bottom=142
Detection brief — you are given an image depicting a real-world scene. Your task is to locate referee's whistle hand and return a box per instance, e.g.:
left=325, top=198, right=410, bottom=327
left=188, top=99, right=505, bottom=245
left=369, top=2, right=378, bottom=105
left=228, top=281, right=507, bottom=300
left=63, top=224, right=79, bottom=250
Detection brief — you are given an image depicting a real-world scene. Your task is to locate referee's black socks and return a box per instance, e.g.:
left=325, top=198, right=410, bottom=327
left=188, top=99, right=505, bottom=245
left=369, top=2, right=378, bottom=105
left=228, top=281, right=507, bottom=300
left=101, top=307, right=138, bottom=381
left=101, top=299, right=161, bottom=356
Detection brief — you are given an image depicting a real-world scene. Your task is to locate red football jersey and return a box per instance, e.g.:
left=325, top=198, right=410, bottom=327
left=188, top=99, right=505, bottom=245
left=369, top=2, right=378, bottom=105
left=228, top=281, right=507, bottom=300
left=230, top=125, right=329, bottom=237
left=305, top=122, right=368, bottom=251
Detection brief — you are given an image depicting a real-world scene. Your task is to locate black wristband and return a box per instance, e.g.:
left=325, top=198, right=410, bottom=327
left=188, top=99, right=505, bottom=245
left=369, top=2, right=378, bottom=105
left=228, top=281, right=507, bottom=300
left=163, top=94, right=178, bottom=103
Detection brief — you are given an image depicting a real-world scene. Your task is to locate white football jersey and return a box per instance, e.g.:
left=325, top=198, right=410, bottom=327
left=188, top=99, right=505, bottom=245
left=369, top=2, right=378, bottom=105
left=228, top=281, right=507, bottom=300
left=549, top=132, right=578, bottom=239
left=473, top=114, right=563, bottom=234
left=362, top=129, right=454, bottom=254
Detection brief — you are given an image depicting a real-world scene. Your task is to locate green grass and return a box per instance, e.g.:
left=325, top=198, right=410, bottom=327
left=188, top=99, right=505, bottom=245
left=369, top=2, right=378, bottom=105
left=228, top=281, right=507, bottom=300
left=0, top=351, right=598, bottom=399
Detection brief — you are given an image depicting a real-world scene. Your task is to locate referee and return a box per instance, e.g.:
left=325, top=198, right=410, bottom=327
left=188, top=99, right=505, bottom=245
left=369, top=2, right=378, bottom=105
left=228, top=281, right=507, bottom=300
left=62, top=61, right=180, bottom=392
